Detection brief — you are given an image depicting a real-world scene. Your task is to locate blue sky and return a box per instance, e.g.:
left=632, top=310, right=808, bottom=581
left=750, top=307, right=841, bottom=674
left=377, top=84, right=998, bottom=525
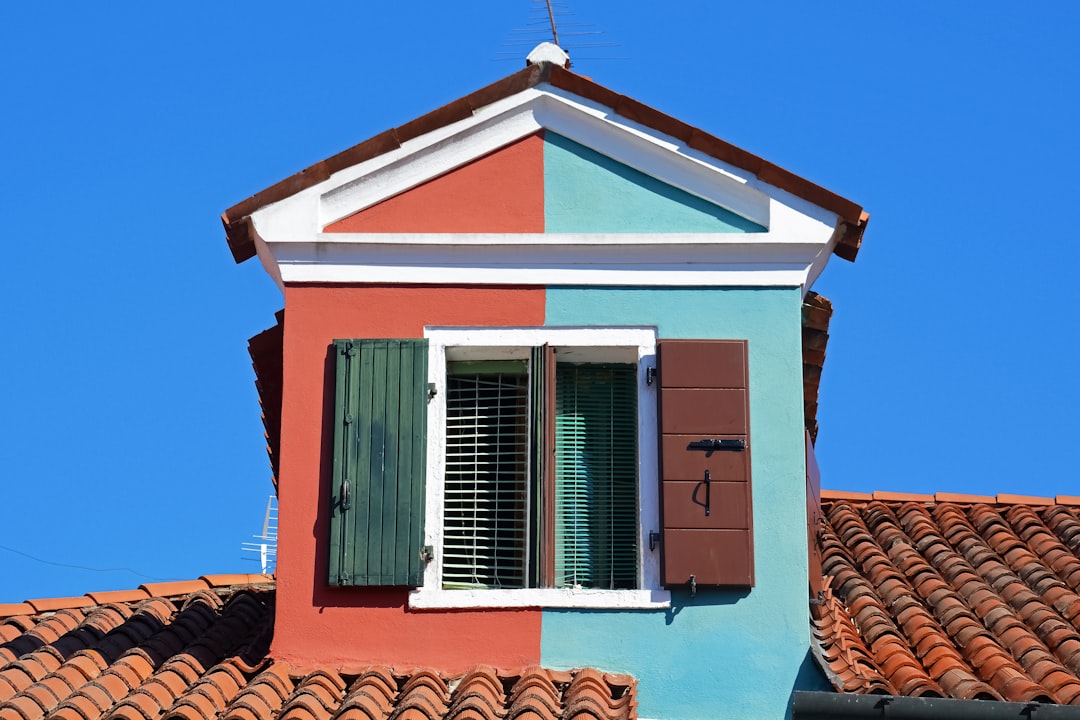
left=2, top=2, right=1077, bottom=602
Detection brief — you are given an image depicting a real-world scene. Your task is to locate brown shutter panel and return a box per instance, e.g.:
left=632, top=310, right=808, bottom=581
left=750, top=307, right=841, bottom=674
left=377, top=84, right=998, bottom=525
left=657, top=340, right=753, bottom=587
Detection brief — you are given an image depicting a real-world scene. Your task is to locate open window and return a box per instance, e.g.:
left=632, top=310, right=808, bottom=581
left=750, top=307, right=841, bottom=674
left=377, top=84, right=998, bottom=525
left=442, top=354, right=638, bottom=591
left=416, top=327, right=665, bottom=609
left=326, top=330, right=752, bottom=607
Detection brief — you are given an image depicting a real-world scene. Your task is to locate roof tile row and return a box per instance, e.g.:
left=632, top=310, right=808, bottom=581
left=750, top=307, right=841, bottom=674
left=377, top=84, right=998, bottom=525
left=813, top=498, right=1080, bottom=706
left=821, top=490, right=1080, bottom=507
left=0, top=577, right=273, bottom=620
left=0, top=578, right=636, bottom=720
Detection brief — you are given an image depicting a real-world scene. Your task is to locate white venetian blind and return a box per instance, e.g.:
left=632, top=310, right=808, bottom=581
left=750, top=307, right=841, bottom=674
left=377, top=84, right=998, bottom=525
left=442, top=362, right=529, bottom=588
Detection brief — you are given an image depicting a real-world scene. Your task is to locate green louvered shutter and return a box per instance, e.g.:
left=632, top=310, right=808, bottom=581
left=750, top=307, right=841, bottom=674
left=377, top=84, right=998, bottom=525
left=329, top=339, right=428, bottom=587
left=554, top=363, right=638, bottom=589
left=442, top=361, right=530, bottom=588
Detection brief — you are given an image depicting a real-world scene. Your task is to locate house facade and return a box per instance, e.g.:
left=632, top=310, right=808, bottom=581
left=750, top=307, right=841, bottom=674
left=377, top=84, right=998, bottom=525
left=225, top=48, right=867, bottom=719
left=4, top=45, right=1079, bottom=720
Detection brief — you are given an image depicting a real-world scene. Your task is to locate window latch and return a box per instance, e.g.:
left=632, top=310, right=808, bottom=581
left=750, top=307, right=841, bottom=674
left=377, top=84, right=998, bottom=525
left=687, top=438, right=745, bottom=455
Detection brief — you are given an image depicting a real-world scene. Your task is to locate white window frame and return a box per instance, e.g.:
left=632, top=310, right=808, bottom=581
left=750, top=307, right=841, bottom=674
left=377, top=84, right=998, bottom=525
left=410, top=326, right=670, bottom=610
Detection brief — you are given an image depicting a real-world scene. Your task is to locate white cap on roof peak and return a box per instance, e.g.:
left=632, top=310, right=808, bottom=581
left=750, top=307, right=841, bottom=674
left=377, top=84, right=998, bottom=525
left=526, top=42, right=570, bottom=69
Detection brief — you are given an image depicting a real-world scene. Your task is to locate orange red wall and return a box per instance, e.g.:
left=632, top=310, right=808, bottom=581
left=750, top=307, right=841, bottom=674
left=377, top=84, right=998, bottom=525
left=272, top=284, right=546, bottom=672
left=275, top=135, right=550, bottom=671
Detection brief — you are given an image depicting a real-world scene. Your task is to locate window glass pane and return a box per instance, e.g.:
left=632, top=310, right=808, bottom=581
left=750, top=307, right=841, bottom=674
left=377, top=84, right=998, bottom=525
left=443, top=372, right=529, bottom=589
left=554, top=363, right=638, bottom=589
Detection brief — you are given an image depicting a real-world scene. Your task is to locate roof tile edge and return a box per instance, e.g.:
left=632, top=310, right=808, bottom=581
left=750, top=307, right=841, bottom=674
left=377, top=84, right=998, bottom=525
left=0, top=575, right=274, bottom=619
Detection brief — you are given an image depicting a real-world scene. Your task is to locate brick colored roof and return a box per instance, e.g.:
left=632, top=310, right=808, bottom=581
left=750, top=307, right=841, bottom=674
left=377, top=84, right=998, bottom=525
left=0, top=576, right=637, bottom=720
left=222, top=61, right=868, bottom=266
left=812, top=494, right=1080, bottom=705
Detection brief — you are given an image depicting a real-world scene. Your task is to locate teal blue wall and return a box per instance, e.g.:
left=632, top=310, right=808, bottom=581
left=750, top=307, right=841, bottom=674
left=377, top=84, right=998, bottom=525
left=543, top=133, right=765, bottom=233
left=537, top=133, right=822, bottom=718
left=542, top=287, right=825, bottom=720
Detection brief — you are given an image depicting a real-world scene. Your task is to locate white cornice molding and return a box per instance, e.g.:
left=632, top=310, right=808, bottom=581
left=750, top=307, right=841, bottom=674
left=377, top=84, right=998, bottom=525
left=268, top=231, right=831, bottom=288
left=249, top=83, right=841, bottom=294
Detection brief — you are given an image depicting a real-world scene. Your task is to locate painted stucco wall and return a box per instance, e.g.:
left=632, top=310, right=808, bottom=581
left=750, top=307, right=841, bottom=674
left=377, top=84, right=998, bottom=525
left=542, top=287, right=822, bottom=720
left=543, top=133, right=764, bottom=233
left=537, top=145, right=822, bottom=720
left=272, top=287, right=546, bottom=673
left=269, top=133, right=826, bottom=714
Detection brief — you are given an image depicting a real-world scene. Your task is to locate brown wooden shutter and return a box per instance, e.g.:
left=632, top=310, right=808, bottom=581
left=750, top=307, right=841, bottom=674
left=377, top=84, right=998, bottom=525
left=657, top=340, right=753, bottom=587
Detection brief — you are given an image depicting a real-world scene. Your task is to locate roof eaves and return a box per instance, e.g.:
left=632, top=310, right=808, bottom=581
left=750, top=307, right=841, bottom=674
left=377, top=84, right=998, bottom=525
left=222, top=61, right=867, bottom=265
left=222, top=64, right=549, bottom=263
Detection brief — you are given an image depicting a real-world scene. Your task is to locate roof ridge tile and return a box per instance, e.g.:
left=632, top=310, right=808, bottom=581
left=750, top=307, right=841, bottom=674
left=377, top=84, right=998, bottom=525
left=197, top=576, right=273, bottom=590
left=24, top=598, right=95, bottom=614
left=138, top=582, right=211, bottom=600
left=0, top=606, right=36, bottom=620
left=84, top=591, right=152, bottom=606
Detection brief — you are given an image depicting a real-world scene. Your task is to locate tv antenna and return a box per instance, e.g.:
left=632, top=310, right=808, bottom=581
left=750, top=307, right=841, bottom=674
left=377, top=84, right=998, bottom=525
left=498, top=1, right=620, bottom=66
left=544, top=0, right=560, bottom=47
left=241, top=494, right=278, bottom=575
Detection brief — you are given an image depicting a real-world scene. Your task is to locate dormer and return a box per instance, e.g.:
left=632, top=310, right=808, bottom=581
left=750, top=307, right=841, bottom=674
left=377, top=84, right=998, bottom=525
left=226, top=53, right=866, bottom=720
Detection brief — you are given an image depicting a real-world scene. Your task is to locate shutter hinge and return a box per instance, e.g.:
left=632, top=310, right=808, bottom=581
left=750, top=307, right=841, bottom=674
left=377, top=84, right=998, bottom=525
left=419, top=545, right=434, bottom=563
left=649, top=531, right=661, bottom=551
left=340, top=482, right=350, bottom=509
left=646, top=366, right=656, bottom=386
left=428, top=382, right=437, bottom=400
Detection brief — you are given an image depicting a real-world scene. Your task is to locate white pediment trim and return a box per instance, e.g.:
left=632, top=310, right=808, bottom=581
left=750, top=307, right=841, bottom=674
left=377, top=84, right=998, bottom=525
left=249, top=83, right=842, bottom=294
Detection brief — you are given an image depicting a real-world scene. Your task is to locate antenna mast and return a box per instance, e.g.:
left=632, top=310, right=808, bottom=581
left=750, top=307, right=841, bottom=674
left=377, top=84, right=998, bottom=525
left=241, top=495, right=278, bottom=575
left=545, top=0, right=560, bottom=46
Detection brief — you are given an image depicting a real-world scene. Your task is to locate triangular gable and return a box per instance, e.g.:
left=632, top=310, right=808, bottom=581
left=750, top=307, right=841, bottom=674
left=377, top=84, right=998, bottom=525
left=325, top=131, right=765, bottom=235
left=230, top=63, right=866, bottom=290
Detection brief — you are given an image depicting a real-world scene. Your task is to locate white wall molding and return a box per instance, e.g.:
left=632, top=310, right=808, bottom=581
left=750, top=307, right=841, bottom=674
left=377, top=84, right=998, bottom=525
left=266, top=231, right=832, bottom=290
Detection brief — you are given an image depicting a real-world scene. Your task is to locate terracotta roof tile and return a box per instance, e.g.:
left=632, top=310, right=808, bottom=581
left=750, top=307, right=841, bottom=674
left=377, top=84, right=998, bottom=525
left=138, top=581, right=211, bottom=599
left=198, top=576, right=273, bottom=590
left=85, top=592, right=152, bottom=606
left=24, top=597, right=96, bottom=614
left=814, top=495, right=1080, bottom=706
left=0, top=578, right=638, bottom=720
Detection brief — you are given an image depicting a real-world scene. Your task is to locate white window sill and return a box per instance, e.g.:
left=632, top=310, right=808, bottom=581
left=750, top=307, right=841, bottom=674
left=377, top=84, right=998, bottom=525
left=408, top=587, right=671, bottom=610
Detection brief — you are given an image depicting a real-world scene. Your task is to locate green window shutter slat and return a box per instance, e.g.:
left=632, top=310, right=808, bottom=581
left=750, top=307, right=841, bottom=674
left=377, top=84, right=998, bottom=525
left=329, top=339, right=428, bottom=587
left=554, top=363, right=638, bottom=590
